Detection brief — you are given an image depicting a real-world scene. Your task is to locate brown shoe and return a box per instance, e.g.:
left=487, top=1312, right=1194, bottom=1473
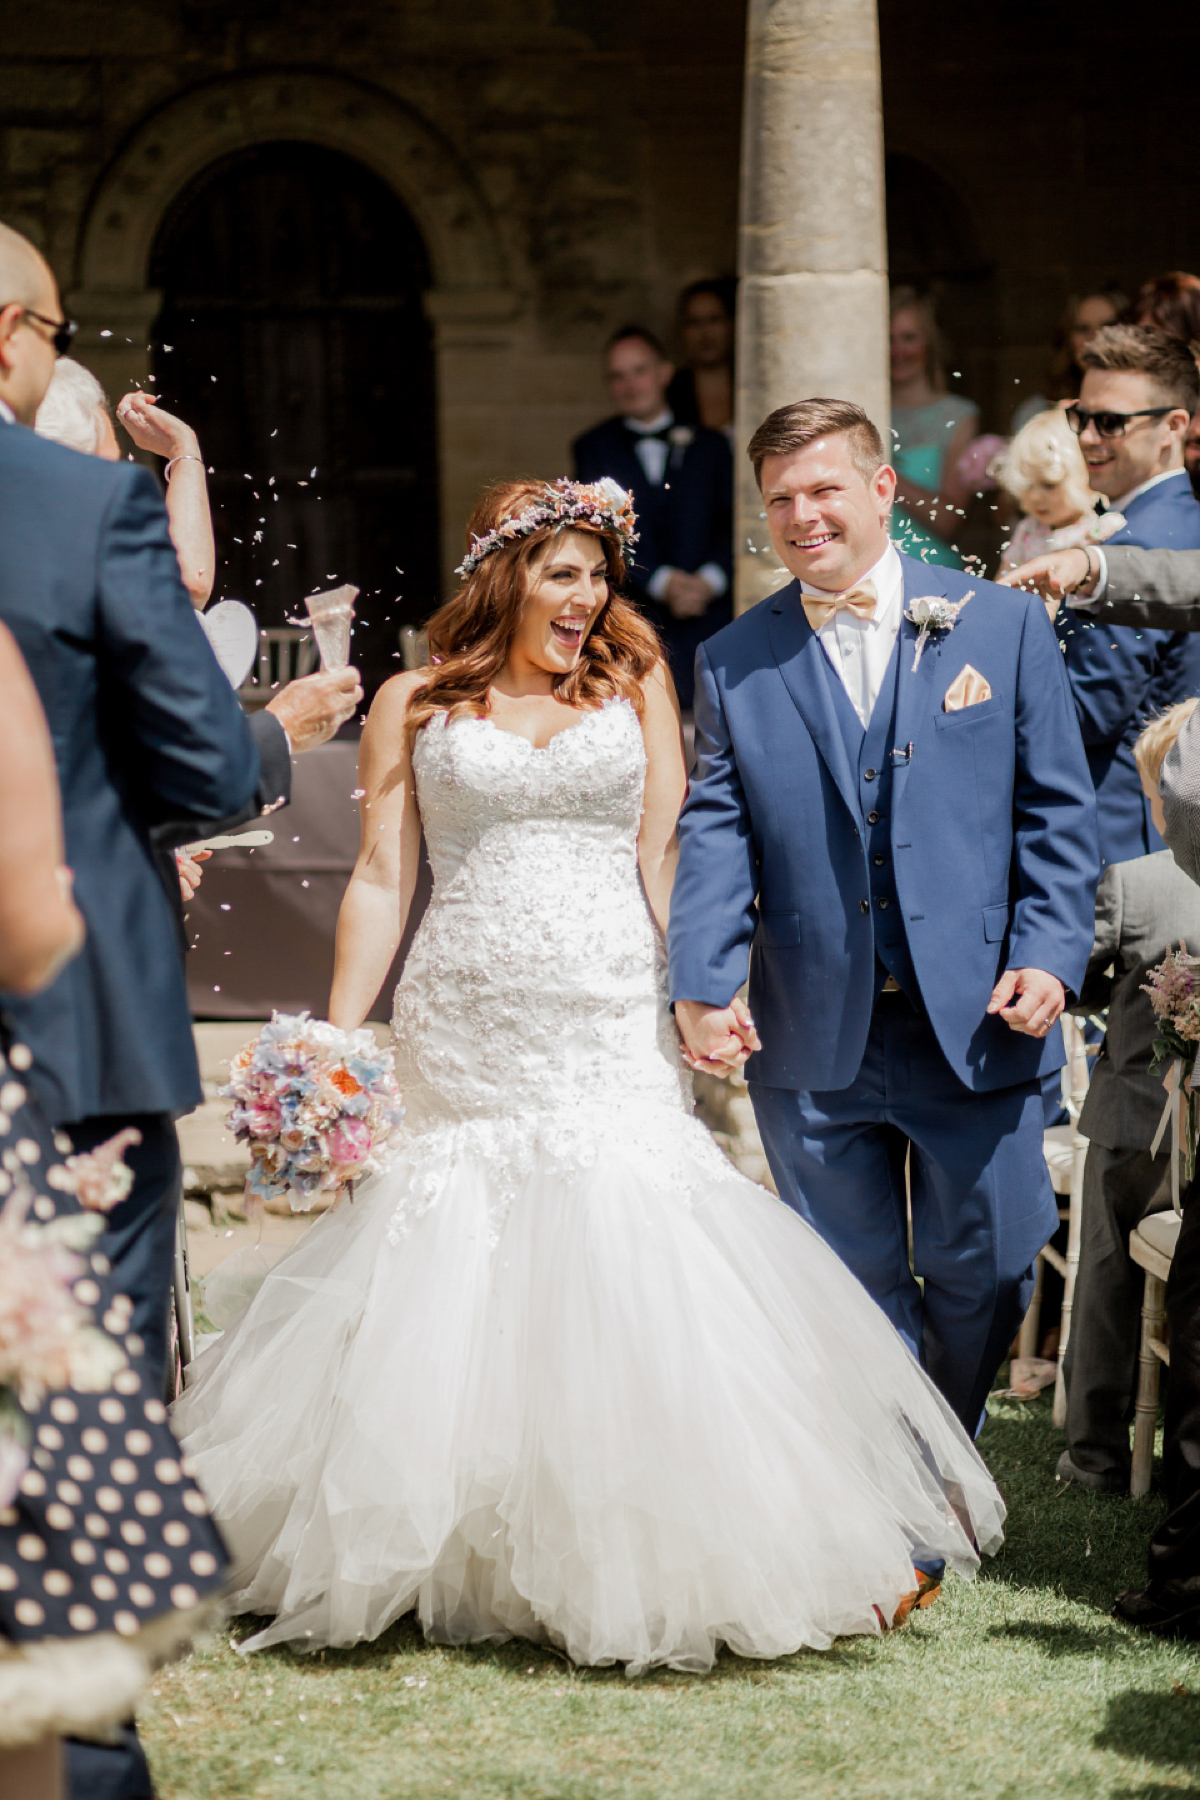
left=887, top=1567, right=941, bottom=1629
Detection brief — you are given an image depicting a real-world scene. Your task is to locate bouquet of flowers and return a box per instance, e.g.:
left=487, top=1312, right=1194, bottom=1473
left=1142, top=943, right=1200, bottom=1202
left=223, top=1012, right=405, bottom=1215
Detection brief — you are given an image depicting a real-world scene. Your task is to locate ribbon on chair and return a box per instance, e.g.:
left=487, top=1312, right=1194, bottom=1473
left=1150, top=1057, right=1185, bottom=1216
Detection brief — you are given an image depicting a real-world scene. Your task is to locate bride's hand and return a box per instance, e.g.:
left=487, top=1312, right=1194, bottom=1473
left=675, top=997, right=761, bottom=1080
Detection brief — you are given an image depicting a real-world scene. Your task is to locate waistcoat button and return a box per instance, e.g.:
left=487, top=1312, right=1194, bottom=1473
left=859, top=899, right=869, bottom=914
left=873, top=853, right=885, bottom=866
left=867, top=809, right=880, bottom=825
left=877, top=896, right=890, bottom=910
left=864, top=768, right=877, bottom=781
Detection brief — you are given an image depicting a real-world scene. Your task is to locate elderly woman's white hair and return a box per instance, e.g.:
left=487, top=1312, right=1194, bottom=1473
left=991, top=408, right=1093, bottom=514
left=34, top=356, right=111, bottom=455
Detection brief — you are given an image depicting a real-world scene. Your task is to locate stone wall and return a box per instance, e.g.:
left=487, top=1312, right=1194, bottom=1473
left=2, top=0, right=1196, bottom=581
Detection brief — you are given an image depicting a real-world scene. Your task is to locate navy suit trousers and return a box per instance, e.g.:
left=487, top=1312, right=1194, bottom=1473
left=750, top=993, right=1056, bottom=1433
left=66, top=1113, right=181, bottom=1394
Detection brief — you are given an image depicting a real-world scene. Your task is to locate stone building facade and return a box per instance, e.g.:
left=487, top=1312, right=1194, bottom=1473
left=1, top=0, right=1196, bottom=672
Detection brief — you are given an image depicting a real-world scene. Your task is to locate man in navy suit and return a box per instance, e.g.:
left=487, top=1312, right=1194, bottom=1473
left=668, top=398, right=1099, bottom=1436
left=573, top=326, right=731, bottom=708
left=1056, top=325, right=1200, bottom=866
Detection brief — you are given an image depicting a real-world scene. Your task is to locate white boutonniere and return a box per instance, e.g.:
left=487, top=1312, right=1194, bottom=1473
left=668, top=425, right=694, bottom=450
left=904, top=591, right=973, bottom=670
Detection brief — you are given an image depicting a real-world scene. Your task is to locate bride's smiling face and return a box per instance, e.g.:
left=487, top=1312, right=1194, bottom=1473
left=509, top=529, right=609, bottom=678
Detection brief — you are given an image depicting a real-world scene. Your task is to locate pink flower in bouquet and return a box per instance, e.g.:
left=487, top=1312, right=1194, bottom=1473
left=245, top=1098, right=282, bottom=1139
left=66, top=1126, right=142, bottom=1213
left=279, top=1127, right=309, bottom=1153
left=327, top=1117, right=370, bottom=1167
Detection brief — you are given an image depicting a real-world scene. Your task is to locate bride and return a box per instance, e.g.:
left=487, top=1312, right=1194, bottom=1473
left=173, top=476, right=1004, bottom=1674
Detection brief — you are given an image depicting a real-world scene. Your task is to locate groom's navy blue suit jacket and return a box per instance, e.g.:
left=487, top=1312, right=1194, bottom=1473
left=0, top=417, right=260, bottom=1125
left=668, top=553, right=1099, bottom=1094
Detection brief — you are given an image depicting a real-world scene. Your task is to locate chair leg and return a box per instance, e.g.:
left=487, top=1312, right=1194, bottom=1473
left=1018, top=1251, right=1044, bottom=1361
left=1053, top=1139, right=1087, bottom=1428
left=1132, top=1269, right=1167, bottom=1499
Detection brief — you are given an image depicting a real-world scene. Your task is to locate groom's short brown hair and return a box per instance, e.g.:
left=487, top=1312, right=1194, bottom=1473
left=748, top=399, right=885, bottom=487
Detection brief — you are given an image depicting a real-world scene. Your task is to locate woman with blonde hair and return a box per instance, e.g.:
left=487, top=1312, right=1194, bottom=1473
left=174, top=475, right=1002, bottom=1674
left=996, top=408, right=1125, bottom=571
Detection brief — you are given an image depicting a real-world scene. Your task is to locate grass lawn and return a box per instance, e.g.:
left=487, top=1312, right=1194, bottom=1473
left=143, top=1392, right=1200, bottom=1800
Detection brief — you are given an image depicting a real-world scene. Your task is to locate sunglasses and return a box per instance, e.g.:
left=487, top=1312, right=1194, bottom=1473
left=2, top=305, right=79, bottom=357
left=1065, top=404, right=1173, bottom=440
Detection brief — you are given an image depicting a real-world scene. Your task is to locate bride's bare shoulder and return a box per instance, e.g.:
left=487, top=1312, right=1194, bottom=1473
left=636, top=656, right=682, bottom=726
left=366, top=669, right=427, bottom=727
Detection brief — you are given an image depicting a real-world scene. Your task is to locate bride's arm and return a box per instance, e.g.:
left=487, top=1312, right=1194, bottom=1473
left=328, top=673, right=424, bottom=1029
left=636, top=659, right=689, bottom=937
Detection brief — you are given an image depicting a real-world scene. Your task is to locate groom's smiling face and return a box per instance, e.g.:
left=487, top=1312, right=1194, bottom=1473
left=760, top=433, right=895, bottom=593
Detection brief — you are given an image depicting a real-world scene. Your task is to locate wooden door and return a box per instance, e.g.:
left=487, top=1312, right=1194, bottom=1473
left=151, top=140, right=439, bottom=693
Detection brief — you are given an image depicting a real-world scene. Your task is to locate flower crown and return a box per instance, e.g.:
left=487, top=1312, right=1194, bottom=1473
left=455, top=477, right=639, bottom=579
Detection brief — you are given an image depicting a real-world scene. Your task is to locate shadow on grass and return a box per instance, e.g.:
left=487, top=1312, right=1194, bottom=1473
left=1096, top=1687, right=1200, bottom=1770
left=989, top=1619, right=1147, bottom=1660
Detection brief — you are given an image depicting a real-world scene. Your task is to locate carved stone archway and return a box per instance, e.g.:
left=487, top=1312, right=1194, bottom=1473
left=71, top=71, right=523, bottom=583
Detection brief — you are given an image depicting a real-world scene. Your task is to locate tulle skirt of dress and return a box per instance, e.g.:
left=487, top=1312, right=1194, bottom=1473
left=173, top=1101, right=1004, bottom=1675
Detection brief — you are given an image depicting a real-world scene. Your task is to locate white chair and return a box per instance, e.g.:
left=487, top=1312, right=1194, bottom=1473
left=1019, top=1013, right=1091, bottom=1425
left=238, top=626, right=318, bottom=706
left=1129, top=1209, right=1180, bottom=1498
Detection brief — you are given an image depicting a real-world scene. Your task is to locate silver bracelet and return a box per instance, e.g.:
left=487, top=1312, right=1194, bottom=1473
left=164, top=454, right=203, bottom=484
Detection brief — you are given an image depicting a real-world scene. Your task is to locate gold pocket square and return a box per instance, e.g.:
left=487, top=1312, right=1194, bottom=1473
left=943, top=665, right=992, bottom=712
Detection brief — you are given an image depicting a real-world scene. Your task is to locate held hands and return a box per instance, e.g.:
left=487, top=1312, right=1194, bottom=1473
left=987, top=967, right=1065, bottom=1037
left=675, top=996, right=762, bottom=1079
left=115, top=391, right=201, bottom=462
left=266, top=667, right=363, bottom=753
left=997, top=547, right=1097, bottom=621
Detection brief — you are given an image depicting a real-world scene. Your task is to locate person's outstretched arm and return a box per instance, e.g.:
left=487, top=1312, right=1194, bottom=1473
left=0, top=623, right=84, bottom=992
left=329, top=672, right=424, bottom=1030
left=116, top=391, right=215, bottom=608
left=1001, top=543, right=1200, bottom=631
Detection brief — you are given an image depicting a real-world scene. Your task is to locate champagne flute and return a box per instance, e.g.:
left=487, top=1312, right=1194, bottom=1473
left=304, top=584, right=358, bottom=672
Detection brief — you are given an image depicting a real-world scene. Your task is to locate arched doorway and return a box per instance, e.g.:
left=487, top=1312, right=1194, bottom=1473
left=150, top=140, right=439, bottom=689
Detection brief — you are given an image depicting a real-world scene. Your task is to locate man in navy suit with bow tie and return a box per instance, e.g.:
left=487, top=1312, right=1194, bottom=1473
left=668, top=398, right=1099, bottom=1435
left=573, top=326, right=731, bottom=707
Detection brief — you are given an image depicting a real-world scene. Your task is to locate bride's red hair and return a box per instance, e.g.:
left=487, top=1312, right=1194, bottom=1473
left=406, top=479, right=662, bottom=749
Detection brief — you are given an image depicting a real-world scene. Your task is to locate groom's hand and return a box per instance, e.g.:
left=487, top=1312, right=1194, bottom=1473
left=987, top=967, right=1065, bottom=1037
left=675, top=997, right=762, bottom=1079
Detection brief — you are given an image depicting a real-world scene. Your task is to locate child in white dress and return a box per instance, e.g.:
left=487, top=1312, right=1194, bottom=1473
left=996, top=407, right=1125, bottom=570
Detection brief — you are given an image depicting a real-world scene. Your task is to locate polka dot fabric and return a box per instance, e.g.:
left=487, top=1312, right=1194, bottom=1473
left=0, top=1040, right=228, bottom=1646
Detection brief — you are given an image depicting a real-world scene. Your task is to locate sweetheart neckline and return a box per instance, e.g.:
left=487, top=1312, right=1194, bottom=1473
left=456, top=698, right=632, bottom=753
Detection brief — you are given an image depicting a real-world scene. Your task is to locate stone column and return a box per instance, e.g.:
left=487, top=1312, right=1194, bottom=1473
left=734, top=0, right=889, bottom=612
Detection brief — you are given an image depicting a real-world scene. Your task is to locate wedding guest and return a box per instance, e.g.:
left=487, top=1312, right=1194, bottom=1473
left=1132, top=271, right=1200, bottom=346
left=1187, top=401, right=1200, bottom=502
left=1057, top=700, right=1200, bottom=1493
left=574, top=325, right=732, bottom=708
left=995, top=408, right=1125, bottom=571
left=888, top=286, right=978, bottom=568
left=666, top=278, right=736, bottom=435
left=36, top=361, right=214, bottom=609
left=1104, top=701, right=1200, bottom=1634
left=1056, top=324, right=1200, bottom=865
left=1010, top=286, right=1129, bottom=433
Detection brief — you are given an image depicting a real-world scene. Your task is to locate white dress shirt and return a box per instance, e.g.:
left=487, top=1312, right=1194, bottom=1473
left=0, top=398, right=14, bottom=425
left=802, top=542, right=903, bottom=728
left=625, top=409, right=729, bottom=602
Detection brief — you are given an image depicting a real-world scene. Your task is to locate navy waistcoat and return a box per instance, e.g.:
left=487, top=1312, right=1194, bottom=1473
left=816, top=636, right=920, bottom=1002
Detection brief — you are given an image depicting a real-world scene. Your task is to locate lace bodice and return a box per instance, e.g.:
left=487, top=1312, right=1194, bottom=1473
left=390, top=701, right=696, bottom=1226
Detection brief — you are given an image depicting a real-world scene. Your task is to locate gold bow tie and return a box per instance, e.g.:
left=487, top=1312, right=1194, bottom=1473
left=801, top=580, right=878, bottom=632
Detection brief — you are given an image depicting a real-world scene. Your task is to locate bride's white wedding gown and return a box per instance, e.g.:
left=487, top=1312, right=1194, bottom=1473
left=173, top=698, right=1004, bottom=1672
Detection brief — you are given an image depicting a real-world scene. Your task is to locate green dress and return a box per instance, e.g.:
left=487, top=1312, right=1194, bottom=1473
left=890, top=395, right=979, bottom=570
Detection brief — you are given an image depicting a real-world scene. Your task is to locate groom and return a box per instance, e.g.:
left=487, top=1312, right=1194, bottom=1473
left=668, top=398, right=1099, bottom=1431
